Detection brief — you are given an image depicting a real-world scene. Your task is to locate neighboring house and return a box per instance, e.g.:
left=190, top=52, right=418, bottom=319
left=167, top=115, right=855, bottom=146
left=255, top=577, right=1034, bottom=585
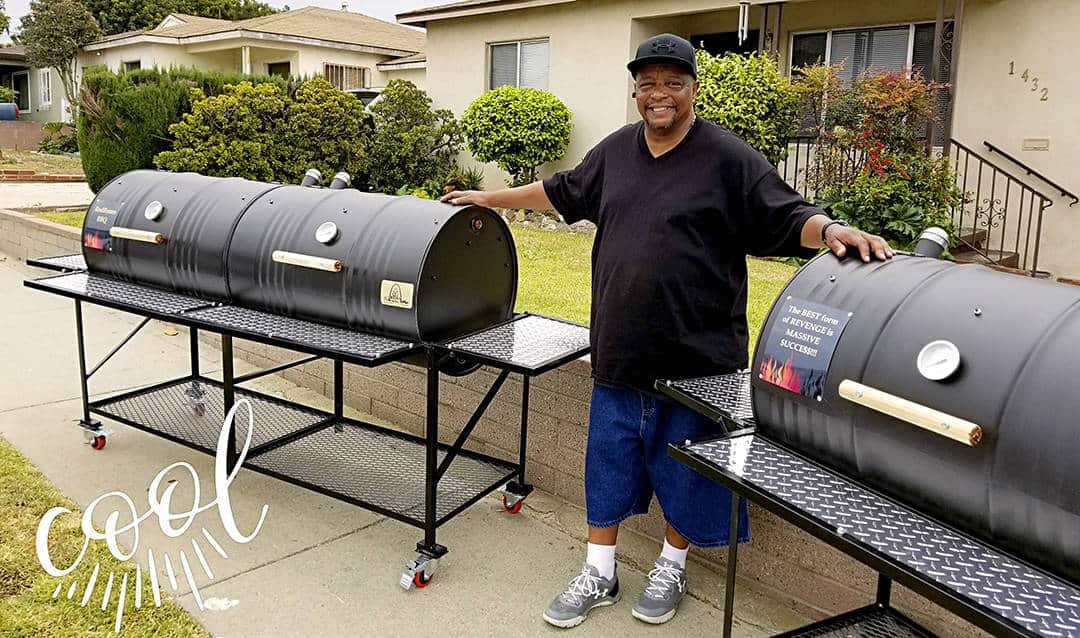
left=0, top=45, right=67, bottom=123
left=79, top=7, right=427, bottom=93
left=399, top=0, right=1080, bottom=278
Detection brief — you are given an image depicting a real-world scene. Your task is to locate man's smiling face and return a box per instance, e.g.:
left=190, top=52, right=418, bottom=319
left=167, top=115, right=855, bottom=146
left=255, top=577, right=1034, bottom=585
left=633, top=63, right=698, bottom=131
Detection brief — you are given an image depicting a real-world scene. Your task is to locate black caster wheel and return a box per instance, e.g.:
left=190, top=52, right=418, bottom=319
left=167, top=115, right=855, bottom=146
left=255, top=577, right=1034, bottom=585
left=90, top=435, right=107, bottom=450
left=412, top=571, right=432, bottom=588
left=503, top=494, right=524, bottom=514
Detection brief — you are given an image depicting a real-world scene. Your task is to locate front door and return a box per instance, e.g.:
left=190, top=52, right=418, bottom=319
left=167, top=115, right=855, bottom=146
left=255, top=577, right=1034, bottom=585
left=13, top=71, right=30, bottom=111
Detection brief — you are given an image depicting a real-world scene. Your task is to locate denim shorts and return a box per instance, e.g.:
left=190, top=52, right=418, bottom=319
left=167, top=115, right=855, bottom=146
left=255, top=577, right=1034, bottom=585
left=584, top=382, right=750, bottom=548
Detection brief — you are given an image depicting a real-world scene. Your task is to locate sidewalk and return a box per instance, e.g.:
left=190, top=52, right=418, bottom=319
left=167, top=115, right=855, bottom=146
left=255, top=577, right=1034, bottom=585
left=0, top=181, right=95, bottom=209
left=2, top=255, right=807, bottom=636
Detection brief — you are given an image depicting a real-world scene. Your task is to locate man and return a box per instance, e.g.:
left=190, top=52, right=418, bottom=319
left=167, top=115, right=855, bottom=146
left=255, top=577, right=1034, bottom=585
left=443, top=34, right=892, bottom=628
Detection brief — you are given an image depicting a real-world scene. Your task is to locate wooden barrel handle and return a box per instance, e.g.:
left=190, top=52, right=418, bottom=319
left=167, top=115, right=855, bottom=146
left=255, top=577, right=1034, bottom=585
left=109, top=226, right=166, bottom=244
left=271, top=250, right=342, bottom=273
left=839, top=379, right=983, bottom=446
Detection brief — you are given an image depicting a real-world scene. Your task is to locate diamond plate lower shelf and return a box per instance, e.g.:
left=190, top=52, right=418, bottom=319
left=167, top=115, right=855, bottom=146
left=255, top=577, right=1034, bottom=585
left=247, top=418, right=517, bottom=527
left=91, top=377, right=329, bottom=454
left=778, top=605, right=934, bottom=638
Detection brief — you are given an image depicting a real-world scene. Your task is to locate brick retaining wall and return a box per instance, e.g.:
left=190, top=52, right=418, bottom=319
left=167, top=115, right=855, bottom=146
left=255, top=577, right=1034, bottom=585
left=1, top=207, right=984, bottom=636
left=0, top=121, right=51, bottom=150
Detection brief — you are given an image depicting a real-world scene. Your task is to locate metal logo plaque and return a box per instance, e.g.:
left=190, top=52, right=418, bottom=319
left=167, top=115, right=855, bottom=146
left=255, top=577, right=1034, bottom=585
left=758, top=296, right=852, bottom=399
left=380, top=280, right=415, bottom=309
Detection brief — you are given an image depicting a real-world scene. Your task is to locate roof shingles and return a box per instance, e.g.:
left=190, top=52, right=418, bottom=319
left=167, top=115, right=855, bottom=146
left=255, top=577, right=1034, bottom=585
left=98, top=7, right=424, bottom=53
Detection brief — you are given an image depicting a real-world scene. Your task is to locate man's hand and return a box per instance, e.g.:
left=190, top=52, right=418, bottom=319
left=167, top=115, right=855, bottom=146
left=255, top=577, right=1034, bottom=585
left=439, top=182, right=555, bottom=211
left=440, top=190, right=488, bottom=207
left=825, top=224, right=895, bottom=262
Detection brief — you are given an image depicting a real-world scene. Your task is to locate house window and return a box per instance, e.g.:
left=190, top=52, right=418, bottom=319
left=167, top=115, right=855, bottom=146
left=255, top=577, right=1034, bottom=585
left=122, top=60, right=141, bottom=72
left=790, top=21, right=954, bottom=85
left=323, top=63, right=369, bottom=90
left=39, top=69, right=51, bottom=105
left=489, top=39, right=549, bottom=90
left=267, top=62, right=291, bottom=78
left=791, top=22, right=954, bottom=143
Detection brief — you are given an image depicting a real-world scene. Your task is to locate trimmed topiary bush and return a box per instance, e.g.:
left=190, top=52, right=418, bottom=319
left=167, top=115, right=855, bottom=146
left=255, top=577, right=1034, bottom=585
left=694, top=50, right=799, bottom=165
left=461, top=85, right=572, bottom=187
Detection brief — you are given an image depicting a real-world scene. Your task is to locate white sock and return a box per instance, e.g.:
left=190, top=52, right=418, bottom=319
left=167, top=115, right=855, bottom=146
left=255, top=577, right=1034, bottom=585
left=660, top=539, right=689, bottom=568
left=586, top=542, right=617, bottom=580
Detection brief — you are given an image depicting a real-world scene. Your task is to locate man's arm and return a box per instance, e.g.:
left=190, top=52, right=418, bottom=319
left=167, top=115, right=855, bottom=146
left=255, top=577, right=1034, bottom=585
left=799, top=213, right=895, bottom=263
left=441, top=181, right=553, bottom=210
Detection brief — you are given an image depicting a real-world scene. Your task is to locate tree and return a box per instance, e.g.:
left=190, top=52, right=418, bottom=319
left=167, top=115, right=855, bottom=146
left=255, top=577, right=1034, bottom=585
left=81, top=0, right=277, bottom=36
left=20, top=0, right=101, bottom=123
left=0, top=0, right=9, bottom=36
left=461, top=86, right=572, bottom=187
left=367, top=79, right=462, bottom=193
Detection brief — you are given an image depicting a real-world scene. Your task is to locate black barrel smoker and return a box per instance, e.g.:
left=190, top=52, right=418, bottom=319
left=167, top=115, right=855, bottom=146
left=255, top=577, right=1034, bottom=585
left=661, top=248, right=1080, bottom=637
left=26, top=170, right=590, bottom=589
left=752, top=253, right=1080, bottom=585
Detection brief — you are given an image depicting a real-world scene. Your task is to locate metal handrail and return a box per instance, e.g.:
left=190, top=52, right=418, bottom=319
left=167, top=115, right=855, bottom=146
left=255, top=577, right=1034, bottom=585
left=950, top=138, right=1053, bottom=275
left=983, top=140, right=1077, bottom=206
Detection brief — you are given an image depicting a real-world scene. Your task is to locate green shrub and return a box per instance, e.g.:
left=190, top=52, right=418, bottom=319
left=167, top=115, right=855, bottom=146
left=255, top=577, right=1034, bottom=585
left=78, top=65, right=285, bottom=192
left=442, top=164, right=485, bottom=192
left=154, top=82, right=288, bottom=181
left=461, top=86, right=572, bottom=187
left=0, top=86, right=15, bottom=103
left=281, top=77, right=371, bottom=183
left=155, top=77, right=371, bottom=184
left=38, top=122, right=78, bottom=154
left=367, top=79, right=462, bottom=194
left=817, top=153, right=962, bottom=250
left=694, top=50, right=799, bottom=165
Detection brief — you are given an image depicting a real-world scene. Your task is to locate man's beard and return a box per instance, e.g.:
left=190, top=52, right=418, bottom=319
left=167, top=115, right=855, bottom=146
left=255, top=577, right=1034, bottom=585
left=644, top=117, right=676, bottom=131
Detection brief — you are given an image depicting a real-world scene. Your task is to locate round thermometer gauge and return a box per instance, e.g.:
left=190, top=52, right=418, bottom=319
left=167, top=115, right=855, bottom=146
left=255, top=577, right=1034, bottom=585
left=917, top=340, right=961, bottom=381
left=144, top=200, right=164, bottom=221
left=315, top=221, right=340, bottom=244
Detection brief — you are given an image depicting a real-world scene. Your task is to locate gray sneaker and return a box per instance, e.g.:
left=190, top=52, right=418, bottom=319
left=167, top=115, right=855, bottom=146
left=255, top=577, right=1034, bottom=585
left=631, top=557, right=687, bottom=624
left=542, top=563, right=621, bottom=628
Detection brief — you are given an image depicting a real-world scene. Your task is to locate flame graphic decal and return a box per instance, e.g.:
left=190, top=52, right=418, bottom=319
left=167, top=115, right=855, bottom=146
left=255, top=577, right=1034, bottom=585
left=760, top=354, right=802, bottom=393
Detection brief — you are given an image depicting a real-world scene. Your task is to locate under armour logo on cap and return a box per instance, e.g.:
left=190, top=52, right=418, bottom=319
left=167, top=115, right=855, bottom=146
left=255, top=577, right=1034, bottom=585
left=651, top=40, right=677, bottom=54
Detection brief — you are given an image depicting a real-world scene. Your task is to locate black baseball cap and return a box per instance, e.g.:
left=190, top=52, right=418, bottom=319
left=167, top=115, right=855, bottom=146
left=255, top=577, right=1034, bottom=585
left=627, top=33, right=697, bottom=79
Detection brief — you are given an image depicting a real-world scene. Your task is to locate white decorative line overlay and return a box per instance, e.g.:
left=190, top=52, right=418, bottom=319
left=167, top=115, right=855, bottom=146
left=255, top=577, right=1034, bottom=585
left=35, top=399, right=269, bottom=632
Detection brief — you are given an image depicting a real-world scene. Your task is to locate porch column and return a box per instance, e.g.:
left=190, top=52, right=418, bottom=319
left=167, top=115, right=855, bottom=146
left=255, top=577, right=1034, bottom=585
left=241, top=46, right=251, bottom=75
left=942, top=0, right=965, bottom=154
left=926, top=0, right=945, bottom=151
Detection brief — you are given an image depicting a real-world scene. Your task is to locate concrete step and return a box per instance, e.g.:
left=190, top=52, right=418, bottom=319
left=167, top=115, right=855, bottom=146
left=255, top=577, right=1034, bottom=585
left=954, top=249, right=1021, bottom=269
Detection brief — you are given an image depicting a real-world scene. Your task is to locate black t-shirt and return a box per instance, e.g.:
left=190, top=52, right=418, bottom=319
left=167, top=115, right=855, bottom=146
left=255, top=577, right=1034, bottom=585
left=543, top=117, right=821, bottom=392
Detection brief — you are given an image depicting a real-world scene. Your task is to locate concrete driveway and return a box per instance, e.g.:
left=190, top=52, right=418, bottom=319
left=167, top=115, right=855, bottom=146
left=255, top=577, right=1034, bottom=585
left=0, top=181, right=95, bottom=209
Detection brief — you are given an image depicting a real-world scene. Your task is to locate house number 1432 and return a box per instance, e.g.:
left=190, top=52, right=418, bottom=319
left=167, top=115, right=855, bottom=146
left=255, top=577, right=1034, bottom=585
left=1008, top=61, right=1049, bottom=101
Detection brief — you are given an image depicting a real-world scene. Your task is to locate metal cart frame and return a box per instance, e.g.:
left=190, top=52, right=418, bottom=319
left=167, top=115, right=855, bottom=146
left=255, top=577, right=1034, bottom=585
left=25, top=255, right=590, bottom=589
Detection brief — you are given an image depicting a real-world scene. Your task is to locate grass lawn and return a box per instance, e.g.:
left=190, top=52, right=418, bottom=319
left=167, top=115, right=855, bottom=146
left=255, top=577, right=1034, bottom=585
left=510, top=225, right=796, bottom=351
left=0, top=438, right=210, bottom=637
left=33, top=209, right=87, bottom=228
left=0, top=150, right=84, bottom=175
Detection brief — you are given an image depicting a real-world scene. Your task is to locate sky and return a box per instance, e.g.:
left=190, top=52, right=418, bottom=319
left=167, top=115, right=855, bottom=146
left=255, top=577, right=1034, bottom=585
left=1, top=0, right=434, bottom=41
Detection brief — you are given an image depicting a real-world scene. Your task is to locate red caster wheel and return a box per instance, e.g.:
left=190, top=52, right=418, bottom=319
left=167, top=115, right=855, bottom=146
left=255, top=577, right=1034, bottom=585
left=503, top=495, right=524, bottom=514
left=413, top=571, right=432, bottom=588
left=90, top=435, right=107, bottom=450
